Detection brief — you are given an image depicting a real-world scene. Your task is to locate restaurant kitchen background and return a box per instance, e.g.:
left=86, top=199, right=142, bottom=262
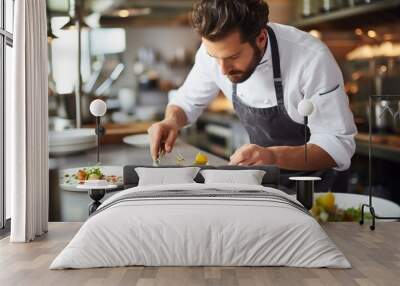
left=43, top=0, right=400, bottom=221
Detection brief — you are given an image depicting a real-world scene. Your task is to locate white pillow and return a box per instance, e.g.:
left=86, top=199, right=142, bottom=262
left=200, top=169, right=266, bottom=185
left=135, top=167, right=200, bottom=186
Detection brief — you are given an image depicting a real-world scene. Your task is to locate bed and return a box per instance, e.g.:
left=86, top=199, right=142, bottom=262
left=50, top=165, right=350, bottom=269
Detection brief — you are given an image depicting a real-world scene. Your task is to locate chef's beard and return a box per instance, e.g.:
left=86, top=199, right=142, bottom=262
left=227, top=43, right=264, bottom=84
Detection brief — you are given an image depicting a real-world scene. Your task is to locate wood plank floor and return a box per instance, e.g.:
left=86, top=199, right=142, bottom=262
left=0, top=222, right=399, bottom=286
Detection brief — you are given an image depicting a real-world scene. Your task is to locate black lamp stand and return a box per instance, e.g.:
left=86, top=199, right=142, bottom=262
left=94, top=116, right=106, bottom=164
left=360, top=94, right=400, bottom=230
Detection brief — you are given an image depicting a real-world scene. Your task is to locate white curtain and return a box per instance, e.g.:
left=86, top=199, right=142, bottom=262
left=7, top=0, right=49, bottom=242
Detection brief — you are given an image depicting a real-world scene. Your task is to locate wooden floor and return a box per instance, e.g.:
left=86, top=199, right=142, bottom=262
left=0, top=222, right=399, bottom=286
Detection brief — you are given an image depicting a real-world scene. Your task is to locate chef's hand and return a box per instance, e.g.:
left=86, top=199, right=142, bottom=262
left=229, top=144, right=276, bottom=166
left=148, top=119, right=179, bottom=160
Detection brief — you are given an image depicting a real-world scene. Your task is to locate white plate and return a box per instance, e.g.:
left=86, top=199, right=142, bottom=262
left=77, top=184, right=118, bottom=190
left=59, top=165, right=123, bottom=192
left=315, top=193, right=400, bottom=219
left=83, top=179, right=109, bottom=187
left=123, top=134, right=150, bottom=148
left=290, top=193, right=400, bottom=219
left=49, top=128, right=96, bottom=146
left=50, top=141, right=97, bottom=156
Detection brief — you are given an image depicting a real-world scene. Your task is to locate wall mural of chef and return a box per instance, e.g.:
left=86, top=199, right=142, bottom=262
left=148, top=0, right=357, bottom=192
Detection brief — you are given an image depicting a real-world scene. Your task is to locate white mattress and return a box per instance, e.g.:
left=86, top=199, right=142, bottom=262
left=50, top=183, right=351, bottom=269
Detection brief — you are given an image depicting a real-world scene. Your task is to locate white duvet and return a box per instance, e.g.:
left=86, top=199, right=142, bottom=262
left=50, top=183, right=351, bottom=269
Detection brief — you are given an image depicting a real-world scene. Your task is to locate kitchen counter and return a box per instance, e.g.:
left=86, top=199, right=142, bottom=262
left=194, top=114, right=400, bottom=164
left=1, top=222, right=399, bottom=286
left=49, top=140, right=228, bottom=222
left=49, top=139, right=228, bottom=170
left=355, top=133, right=400, bottom=163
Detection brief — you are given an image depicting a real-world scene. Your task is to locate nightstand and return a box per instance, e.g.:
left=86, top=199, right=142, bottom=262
left=77, top=184, right=118, bottom=215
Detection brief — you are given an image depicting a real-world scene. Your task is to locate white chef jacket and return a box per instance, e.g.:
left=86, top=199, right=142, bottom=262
left=169, top=23, right=357, bottom=171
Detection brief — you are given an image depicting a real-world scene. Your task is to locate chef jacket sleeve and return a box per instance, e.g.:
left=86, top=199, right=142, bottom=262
left=168, top=45, right=220, bottom=124
left=301, top=48, right=357, bottom=171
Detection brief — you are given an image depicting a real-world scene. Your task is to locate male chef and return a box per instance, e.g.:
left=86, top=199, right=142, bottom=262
left=148, top=0, right=357, bottom=191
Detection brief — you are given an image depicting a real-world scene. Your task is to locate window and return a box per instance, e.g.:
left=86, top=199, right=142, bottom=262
left=1, top=0, right=14, bottom=231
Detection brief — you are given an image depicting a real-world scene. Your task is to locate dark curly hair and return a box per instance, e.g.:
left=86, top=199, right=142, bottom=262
left=191, top=0, right=269, bottom=43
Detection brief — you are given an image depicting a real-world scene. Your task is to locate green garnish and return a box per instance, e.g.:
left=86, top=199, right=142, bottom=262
left=83, top=167, right=103, bottom=180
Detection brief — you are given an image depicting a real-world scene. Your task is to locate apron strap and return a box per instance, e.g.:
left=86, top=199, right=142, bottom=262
left=266, top=25, right=284, bottom=106
left=232, top=83, right=237, bottom=98
left=232, top=26, right=284, bottom=107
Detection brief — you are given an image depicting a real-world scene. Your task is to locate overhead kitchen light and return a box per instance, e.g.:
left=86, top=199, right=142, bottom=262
left=112, top=7, right=152, bottom=18
left=355, top=28, right=363, bottom=36
left=367, top=30, right=377, bottom=39
left=118, top=9, right=130, bottom=18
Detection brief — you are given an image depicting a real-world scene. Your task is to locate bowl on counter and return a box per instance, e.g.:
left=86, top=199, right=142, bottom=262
left=49, top=128, right=97, bottom=156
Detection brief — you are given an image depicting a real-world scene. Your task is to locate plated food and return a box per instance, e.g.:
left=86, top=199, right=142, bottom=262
left=61, top=166, right=123, bottom=186
left=311, top=192, right=372, bottom=222
left=194, top=152, right=208, bottom=165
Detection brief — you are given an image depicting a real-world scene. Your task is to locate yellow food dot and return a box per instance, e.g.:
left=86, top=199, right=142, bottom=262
left=320, top=192, right=335, bottom=211
left=194, top=152, right=208, bottom=165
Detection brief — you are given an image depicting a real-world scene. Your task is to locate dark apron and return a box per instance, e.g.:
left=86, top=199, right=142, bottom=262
left=232, top=25, right=337, bottom=193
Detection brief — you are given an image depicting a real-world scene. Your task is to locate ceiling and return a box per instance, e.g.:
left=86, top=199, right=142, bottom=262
left=47, top=0, right=295, bottom=27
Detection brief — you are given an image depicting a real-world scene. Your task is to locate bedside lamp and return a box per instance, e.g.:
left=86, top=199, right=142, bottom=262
left=290, top=98, right=319, bottom=210
left=90, top=99, right=107, bottom=164
left=297, top=99, right=315, bottom=163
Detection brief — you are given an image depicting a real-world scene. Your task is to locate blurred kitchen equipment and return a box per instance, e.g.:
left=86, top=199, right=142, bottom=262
left=320, top=0, right=339, bottom=12
left=392, top=101, right=400, bottom=134
left=82, top=122, right=153, bottom=144
left=83, top=59, right=105, bottom=95
left=49, top=128, right=97, bottom=156
left=95, top=63, right=125, bottom=96
left=379, top=75, right=400, bottom=95
left=56, top=92, right=95, bottom=125
left=60, top=0, right=90, bottom=128
left=354, top=0, right=375, bottom=5
left=111, top=112, right=137, bottom=124
left=370, top=99, right=395, bottom=134
left=137, top=47, right=158, bottom=66
left=118, top=88, right=137, bottom=114
left=139, top=71, right=159, bottom=90
left=122, top=134, right=150, bottom=148
left=49, top=117, right=75, bottom=131
left=360, top=92, right=400, bottom=230
left=135, top=106, right=165, bottom=121
left=302, top=0, right=320, bottom=17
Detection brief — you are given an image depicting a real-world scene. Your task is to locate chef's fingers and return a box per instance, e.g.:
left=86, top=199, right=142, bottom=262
left=237, top=155, right=260, bottom=166
left=148, top=125, right=163, bottom=160
left=165, top=129, right=177, bottom=153
left=229, top=148, right=250, bottom=165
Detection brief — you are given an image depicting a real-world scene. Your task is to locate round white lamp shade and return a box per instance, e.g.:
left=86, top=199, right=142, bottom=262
left=90, top=99, right=107, bottom=117
left=297, top=99, right=315, bottom=117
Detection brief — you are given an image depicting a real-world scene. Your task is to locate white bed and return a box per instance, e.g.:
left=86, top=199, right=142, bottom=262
left=50, top=183, right=351, bottom=269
